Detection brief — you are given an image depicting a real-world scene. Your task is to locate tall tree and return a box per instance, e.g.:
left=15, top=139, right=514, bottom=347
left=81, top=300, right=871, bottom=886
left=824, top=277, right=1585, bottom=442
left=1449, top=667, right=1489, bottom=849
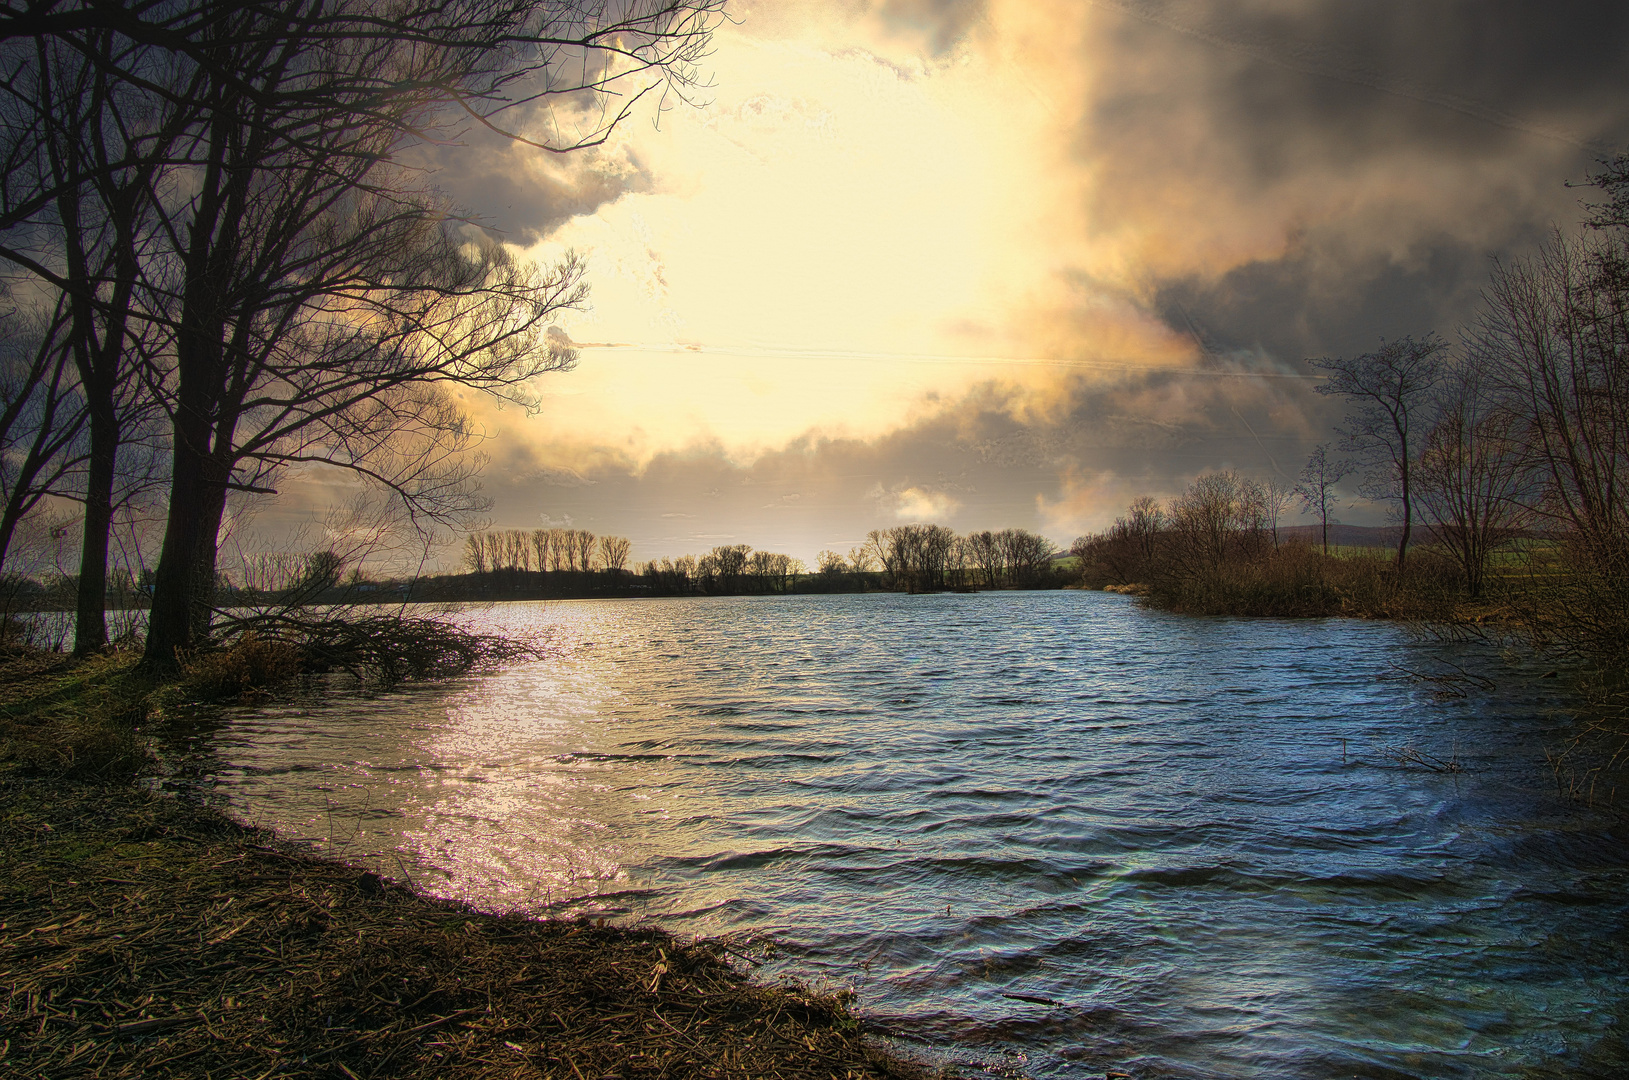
left=1475, top=227, right=1629, bottom=658
left=35, top=30, right=183, bottom=653
left=1309, top=335, right=1448, bottom=570
left=129, top=1, right=717, bottom=666
left=1296, top=443, right=1349, bottom=556
left=2, top=1, right=719, bottom=662
left=0, top=306, right=85, bottom=571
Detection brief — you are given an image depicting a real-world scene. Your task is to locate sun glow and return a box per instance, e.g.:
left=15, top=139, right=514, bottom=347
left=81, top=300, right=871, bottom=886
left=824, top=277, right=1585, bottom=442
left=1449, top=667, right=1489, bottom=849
left=500, top=1, right=1199, bottom=468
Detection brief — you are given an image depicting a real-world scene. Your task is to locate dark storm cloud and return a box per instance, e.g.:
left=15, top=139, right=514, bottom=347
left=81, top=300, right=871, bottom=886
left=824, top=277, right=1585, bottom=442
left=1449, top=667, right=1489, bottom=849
left=1091, top=0, right=1629, bottom=162
left=1082, top=0, right=1629, bottom=364
left=1153, top=228, right=1512, bottom=363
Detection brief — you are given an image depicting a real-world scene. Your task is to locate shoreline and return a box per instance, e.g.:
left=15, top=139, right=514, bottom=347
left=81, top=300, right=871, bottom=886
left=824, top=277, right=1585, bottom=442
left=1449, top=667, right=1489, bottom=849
left=0, top=774, right=935, bottom=1079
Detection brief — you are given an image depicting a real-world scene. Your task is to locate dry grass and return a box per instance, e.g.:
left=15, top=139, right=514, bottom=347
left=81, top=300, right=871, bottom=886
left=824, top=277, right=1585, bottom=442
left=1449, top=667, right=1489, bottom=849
left=0, top=650, right=151, bottom=780
left=174, top=633, right=304, bottom=701
left=1131, top=544, right=1474, bottom=621
left=0, top=649, right=940, bottom=1078
left=0, top=777, right=934, bottom=1080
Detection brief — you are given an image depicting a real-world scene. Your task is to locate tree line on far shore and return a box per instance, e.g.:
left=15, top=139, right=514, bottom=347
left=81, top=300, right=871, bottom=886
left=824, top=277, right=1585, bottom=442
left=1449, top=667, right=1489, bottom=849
left=446, top=524, right=1069, bottom=597
left=463, top=529, right=631, bottom=577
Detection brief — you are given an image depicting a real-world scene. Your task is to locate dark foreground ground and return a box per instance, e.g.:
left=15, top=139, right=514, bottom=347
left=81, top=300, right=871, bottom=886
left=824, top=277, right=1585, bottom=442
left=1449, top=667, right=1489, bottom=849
left=0, top=776, right=932, bottom=1080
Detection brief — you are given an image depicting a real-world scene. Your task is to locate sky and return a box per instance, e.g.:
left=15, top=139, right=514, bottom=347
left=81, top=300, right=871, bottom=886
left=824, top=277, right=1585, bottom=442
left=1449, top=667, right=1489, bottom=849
left=323, top=0, right=1629, bottom=569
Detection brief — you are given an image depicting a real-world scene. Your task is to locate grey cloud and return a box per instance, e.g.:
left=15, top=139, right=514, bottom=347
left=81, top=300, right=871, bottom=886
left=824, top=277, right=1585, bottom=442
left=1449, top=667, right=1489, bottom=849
left=1154, top=227, right=1512, bottom=362
left=1080, top=1, right=1629, bottom=365
left=408, top=123, right=653, bottom=245
left=530, top=465, right=598, bottom=487
left=868, top=0, right=986, bottom=56
left=1091, top=1, right=1629, bottom=165
left=477, top=363, right=1347, bottom=565
left=734, top=0, right=987, bottom=58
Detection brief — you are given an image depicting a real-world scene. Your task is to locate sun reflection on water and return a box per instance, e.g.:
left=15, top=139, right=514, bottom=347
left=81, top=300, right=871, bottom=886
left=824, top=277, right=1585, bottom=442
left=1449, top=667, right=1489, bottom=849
left=184, top=594, right=1629, bottom=1080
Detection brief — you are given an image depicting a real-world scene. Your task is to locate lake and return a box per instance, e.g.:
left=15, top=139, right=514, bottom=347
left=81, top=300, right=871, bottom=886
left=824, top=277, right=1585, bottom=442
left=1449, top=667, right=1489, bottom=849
left=164, top=591, right=1629, bottom=1078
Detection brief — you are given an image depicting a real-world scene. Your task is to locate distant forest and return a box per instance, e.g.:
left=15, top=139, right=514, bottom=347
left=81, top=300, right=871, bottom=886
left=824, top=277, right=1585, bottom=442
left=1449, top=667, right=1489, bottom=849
left=429, top=524, right=1071, bottom=600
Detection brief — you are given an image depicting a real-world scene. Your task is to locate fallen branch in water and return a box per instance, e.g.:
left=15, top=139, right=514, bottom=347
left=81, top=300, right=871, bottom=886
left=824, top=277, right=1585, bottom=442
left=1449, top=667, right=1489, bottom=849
left=1001, top=992, right=1065, bottom=1007
left=1379, top=742, right=1465, bottom=773
left=1382, top=661, right=1496, bottom=701
left=180, top=612, right=541, bottom=697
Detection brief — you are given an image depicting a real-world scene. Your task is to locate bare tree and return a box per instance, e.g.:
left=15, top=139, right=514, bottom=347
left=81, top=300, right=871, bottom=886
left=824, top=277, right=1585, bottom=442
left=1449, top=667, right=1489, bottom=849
left=867, top=525, right=957, bottom=591
left=1, top=1, right=721, bottom=664
left=572, top=529, right=597, bottom=573
left=702, top=543, right=750, bottom=591
left=1415, top=358, right=1530, bottom=598
left=0, top=307, right=85, bottom=571
left=669, top=554, right=698, bottom=593
left=996, top=528, right=1056, bottom=587
left=599, top=534, right=630, bottom=575
left=1262, top=477, right=1296, bottom=551
left=965, top=529, right=1001, bottom=587
left=1169, top=471, right=1243, bottom=571
left=947, top=535, right=972, bottom=588
left=1073, top=494, right=1167, bottom=585
left=1297, top=444, right=1349, bottom=555
left=462, top=533, right=487, bottom=575
left=1581, top=151, right=1629, bottom=233
left=1310, top=335, right=1448, bottom=570
left=1476, top=227, right=1629, bottom=655
left=1236, top=477, right=1271, bottom=559
left=552, top=530, right=573, bottom=571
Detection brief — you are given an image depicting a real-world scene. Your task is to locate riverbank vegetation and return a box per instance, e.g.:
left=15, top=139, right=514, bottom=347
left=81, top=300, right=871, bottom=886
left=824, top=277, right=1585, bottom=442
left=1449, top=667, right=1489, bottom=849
left=0, top=1, right=721, bottom=668
left=1073, top=152, right=1629, bottom=672
left=1071, top=486, right=1475, bottom=622
left=0, top=767, right=928, bottom=1080
left=0, top=648, right=934, bottom=1079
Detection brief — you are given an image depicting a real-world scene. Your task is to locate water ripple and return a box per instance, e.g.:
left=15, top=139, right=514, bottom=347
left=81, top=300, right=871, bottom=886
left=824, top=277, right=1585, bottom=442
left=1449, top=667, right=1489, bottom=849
left=175, top=591, right=1629, bottom=1079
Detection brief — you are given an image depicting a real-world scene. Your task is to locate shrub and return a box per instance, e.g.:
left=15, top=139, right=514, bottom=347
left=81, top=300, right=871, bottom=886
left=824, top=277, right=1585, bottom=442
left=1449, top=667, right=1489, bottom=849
left=1140, top=541, right=1466, bottom=619
left=177, top=632, right=303, bottom=701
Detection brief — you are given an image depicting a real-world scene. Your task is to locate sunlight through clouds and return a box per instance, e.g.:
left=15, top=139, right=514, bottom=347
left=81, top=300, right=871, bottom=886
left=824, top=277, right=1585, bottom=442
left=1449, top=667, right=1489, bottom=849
left=322, top=0, right=1629, bottom=560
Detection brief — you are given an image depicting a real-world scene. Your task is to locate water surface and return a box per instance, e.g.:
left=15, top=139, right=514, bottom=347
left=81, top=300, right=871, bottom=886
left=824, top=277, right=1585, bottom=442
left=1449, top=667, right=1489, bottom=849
left=172, top=592, right=1628, bottom=1078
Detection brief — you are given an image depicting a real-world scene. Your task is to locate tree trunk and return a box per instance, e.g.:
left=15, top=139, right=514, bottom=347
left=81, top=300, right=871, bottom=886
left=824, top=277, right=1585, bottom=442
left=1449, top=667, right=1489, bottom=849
left=72, top=392, right=117, bottom=655
left=1397, top=456, right=1412, bottom=571
left=142, top=410, right=229, bottom=669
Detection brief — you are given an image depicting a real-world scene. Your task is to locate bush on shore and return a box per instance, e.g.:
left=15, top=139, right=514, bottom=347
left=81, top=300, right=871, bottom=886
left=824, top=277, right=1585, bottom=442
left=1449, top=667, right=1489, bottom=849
left=2, top=614, right=535, bottom=783
left=1071, top=475, right=1489, bottom=622
left=1134, top=542, right=1468, bottom=620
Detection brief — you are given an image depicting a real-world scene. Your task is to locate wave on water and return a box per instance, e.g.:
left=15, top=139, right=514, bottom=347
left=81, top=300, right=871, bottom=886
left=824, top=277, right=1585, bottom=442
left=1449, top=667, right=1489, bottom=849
left=176, top=592, right=1629, bottom=1079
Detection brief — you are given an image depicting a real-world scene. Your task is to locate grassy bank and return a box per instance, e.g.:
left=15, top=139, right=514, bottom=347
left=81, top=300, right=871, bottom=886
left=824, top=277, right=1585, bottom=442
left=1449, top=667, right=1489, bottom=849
left=0, top=653, right=933, bottom=1080
left=1079, top=540, right=1527, bottom=624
